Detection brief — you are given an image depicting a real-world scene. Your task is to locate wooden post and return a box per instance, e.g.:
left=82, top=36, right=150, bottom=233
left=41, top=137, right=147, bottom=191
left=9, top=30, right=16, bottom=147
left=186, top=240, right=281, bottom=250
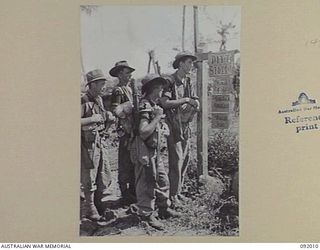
left=80, top=51, right=87, bottom=92
left=194, top=6, right=208, bottom=179
left=196, top=61, right=208, bottom=179
left=182, top=5, right=186, bottom=51
left=193, top=6, right=198, bottom=53
left=147, top=52, right=151, bottom=73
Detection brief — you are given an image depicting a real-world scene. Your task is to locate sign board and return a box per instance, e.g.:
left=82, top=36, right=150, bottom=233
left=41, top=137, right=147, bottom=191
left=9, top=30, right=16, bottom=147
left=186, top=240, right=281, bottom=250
left=208, top=76, right=232, bottom=95
left=208, top=50, right=236, bottom=77
left=211, top=113, right=229, bottom=129
left=211, top=94, right=230, bottom=113
left=207, top=50, right=238, bottom=129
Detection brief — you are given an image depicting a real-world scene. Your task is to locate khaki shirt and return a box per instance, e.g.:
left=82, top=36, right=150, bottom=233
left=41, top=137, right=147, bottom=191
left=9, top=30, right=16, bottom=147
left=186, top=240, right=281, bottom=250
left=161, top=71, right=197, bottom=142
left=81, top=92, right=106, bottom=132
left=162, top=71, right=196, bottom=101
left=111, top=85, right=134, bottom=135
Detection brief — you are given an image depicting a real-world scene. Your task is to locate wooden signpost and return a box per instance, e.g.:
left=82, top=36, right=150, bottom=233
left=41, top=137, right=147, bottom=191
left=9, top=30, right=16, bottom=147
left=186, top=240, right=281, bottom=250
left=196, top=50, right=238, bottom=178
left=194, top=6, right=208, bottom=179
left=193, top=6, right=239, bottom=178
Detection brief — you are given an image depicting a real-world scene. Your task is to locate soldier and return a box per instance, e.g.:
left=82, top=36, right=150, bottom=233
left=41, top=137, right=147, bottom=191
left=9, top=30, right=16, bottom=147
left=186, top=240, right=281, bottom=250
left=109, top=61, right=136, bottom=205
left=81, top=69, right=116, bottom=221
left=160, top=51, right=200, bottom=207
left=129, top=74, right=181, bottom=230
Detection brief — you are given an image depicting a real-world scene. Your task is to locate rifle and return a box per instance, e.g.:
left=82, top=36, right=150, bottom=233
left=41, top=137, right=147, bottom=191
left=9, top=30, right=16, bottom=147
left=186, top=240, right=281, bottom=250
left=129, top=78, right=141, bottom=166
left=130, top=78, right=140, bottom=136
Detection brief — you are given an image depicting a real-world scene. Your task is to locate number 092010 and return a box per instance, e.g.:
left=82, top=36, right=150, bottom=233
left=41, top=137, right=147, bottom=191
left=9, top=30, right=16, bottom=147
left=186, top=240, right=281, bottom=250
left=300, top=244, right=319, bottom=248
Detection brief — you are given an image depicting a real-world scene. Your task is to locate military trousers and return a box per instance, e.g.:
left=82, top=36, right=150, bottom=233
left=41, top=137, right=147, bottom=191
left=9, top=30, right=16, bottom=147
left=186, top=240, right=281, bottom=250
left=134, top=148, right=170, bottom=216
left=167, top=124, right=191, bottom=197
left=81, top=136, right=112, bottom=194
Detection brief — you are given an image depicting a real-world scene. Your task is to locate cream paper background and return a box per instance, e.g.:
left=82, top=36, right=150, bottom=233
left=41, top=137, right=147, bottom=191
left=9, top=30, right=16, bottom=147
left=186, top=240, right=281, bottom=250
left=1, top=0, right=320, bottom=243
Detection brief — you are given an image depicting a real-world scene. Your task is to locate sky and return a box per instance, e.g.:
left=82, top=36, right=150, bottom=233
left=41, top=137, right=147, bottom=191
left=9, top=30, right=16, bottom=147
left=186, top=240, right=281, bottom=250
left=80, top=5, right=240, bottom=80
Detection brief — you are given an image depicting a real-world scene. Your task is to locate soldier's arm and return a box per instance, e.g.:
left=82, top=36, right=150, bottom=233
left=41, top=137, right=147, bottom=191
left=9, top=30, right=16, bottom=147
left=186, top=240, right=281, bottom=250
left=139, top=116, right=162, bottom=141
left=160, top=77, right=190, bottom=109
left=81, top=117, right=94, bottom=126
left=139, top=104, right=165, bottom=140
left=159, top=96, right=190, bottom=109
left=80, top=105, right=102, bottom=126
left=81, top=115, right=103, bottom=127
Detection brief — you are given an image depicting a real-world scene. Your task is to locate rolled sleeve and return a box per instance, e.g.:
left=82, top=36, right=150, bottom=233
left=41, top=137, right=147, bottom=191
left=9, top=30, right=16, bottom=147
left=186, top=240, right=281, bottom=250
left=139, top=100, right=152, bottom=121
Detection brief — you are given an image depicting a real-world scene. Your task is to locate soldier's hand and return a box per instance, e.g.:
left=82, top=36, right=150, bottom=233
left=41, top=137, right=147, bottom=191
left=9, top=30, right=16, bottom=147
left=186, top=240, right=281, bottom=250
left=122, top=101, right=133, bottom=115
left=189, top=98, right=200, bottom=109
left=106, top=111, right=116, bottom=122
left=91, top=114, right=104, bottom=123
left=153, top=106, right=164, bottom=118
left=114, top=105, right=126, bottom=119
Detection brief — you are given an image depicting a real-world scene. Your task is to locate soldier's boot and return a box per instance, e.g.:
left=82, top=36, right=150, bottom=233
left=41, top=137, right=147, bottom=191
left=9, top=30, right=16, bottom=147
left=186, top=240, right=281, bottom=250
left=94, top=193, right=117, bottom=222
left=158, top=207, right=182, bottom=219
left=84, top=191, right=103, bottom=221
left=145, top=214, right=165, bottom=231
left=128, top=204, right=164, bottom=231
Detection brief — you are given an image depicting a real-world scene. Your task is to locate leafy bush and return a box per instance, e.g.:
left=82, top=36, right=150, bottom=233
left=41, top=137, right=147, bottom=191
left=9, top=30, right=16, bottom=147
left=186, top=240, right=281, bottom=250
left=208, top=130, right=239, bottom=175
left=176, top=129, right=239, bottom=236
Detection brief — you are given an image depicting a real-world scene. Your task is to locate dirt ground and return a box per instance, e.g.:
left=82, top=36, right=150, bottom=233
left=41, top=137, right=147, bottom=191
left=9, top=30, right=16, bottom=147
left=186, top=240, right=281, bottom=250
left=80, top=170, right=219, bottom=236
left=80, top=116, right=239, bottom=237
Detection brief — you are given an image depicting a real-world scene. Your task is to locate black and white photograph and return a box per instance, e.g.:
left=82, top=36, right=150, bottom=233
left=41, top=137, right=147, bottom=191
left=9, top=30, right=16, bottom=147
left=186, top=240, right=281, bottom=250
left=80, top=5, right=240, bottom=236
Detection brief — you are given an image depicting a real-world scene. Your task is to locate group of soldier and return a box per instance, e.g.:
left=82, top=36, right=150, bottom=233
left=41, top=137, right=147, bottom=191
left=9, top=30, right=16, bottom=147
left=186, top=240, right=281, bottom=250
left=81, top=51, right=200, bottom=230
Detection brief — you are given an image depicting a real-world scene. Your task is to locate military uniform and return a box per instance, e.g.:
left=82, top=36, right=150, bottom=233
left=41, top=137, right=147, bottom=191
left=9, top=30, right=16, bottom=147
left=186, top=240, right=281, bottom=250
left=162, top=71, right=198, bottom=198
left=81, top=92, right=112, bottom=218
left=111, top=85, right=136, bottom=202
left=130, top=98, right=170, bottom=216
